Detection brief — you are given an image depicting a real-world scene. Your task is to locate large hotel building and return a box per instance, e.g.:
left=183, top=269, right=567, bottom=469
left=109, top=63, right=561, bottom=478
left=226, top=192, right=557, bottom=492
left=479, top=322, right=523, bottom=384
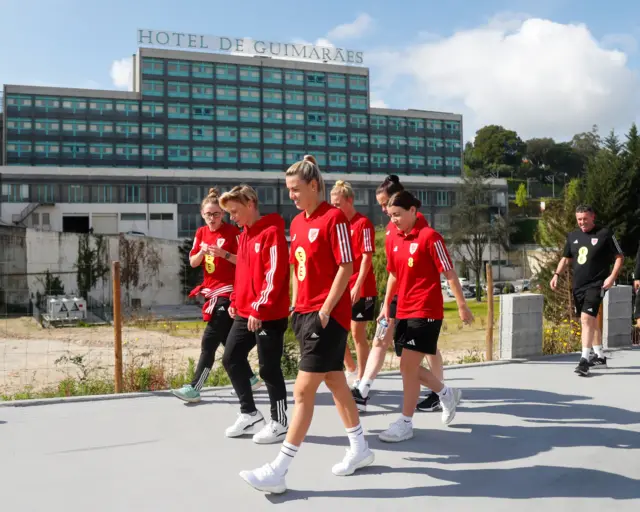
left=0, top=35, right=507, bottom=239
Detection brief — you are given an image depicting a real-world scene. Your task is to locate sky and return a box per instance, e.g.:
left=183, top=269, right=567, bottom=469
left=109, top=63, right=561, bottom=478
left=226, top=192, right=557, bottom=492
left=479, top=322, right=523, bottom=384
left=1, top=0, right=640, bottom=143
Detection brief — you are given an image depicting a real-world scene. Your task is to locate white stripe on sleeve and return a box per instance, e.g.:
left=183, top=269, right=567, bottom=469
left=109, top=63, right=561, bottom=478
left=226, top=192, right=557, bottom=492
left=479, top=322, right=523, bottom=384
left=252, top=245, right=277, bottom=311
left=336, top=222, right=353, bottom=263
left=434, top=240, right=453, bottom=271
left=612, top=235, right=623, bottom=254
left=363, top=228, right=373, bottom=253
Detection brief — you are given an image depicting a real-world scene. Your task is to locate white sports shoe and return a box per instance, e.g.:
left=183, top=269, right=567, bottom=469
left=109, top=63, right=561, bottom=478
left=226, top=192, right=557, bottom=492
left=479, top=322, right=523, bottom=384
left=379, top=417, right=414, bottom=443
left=440, top=388, right=461, bottom=425
left=252, top=420, right=288, bottom=444
left=225, top=411, right=265, bottom=438
left=239, top=463, right=287, bottom=494
left=332, top=446, right=375, bottom=476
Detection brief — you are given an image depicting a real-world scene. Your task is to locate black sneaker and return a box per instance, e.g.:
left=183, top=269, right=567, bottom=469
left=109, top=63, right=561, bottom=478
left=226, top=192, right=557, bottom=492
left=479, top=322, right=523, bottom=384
left=351, top=387, right=369, bottom=413
left=416, top=392, right=441, bottom=412
left=589, top=355, right=608, bottom=367
left=575, top=357, right=590, bottom=376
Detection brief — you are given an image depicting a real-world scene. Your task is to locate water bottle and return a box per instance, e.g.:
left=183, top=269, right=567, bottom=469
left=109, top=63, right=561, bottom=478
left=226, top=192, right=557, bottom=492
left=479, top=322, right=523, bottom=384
left=374, top=318, right=389, bottom=341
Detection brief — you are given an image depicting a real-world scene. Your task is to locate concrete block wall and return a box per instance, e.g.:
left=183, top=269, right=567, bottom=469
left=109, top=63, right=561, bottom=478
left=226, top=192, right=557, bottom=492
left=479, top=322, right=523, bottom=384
left=603, top=285, right=633, bottom=349
left=499, top=293, right=544, bottom=359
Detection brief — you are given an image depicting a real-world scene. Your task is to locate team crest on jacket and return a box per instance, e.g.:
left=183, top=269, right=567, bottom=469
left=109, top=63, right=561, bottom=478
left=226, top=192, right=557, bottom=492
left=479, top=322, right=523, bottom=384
left=254, top=242, right=260, bottom=253
left=217, top=238, right=225, bottom=248
left=591, top=238, right=598, bottom=246
left=409, top=243, right=419, bottom=255
left=308, top=228, right=319, bottom=242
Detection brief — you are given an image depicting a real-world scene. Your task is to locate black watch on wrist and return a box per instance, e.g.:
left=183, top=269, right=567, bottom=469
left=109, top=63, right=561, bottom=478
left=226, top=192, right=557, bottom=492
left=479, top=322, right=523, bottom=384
left=224, top=251, right=230, bottom=260
left=289, top=306, right=295, bottom=313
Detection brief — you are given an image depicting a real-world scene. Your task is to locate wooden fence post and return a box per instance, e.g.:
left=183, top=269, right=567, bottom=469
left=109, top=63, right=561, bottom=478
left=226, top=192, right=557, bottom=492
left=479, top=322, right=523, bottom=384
left=112, top=261, right=123, bottom=393
left=485, top=263, right=494, bottom=361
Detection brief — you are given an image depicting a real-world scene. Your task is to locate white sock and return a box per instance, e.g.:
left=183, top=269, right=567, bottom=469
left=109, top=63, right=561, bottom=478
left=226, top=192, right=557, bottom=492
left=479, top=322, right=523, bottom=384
left=593, top=345, right=604, bottom=357
left=400, top=414, right=413, bottom=425
left=358, top=379, right=373, bottom=398
left=346, top=424, right=366, bottom=453
left=437, top=385, right=450, bottom=398
left=271, top=441, right=298, bottom=476
left=581, top=348, right=591, bottom=360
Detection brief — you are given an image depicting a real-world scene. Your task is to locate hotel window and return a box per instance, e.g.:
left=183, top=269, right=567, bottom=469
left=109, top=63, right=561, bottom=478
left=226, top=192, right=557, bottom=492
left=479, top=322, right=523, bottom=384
left=349, top=95, right=367, bottom=110
left=125, top=185, right=141, bottom=203
left=307, top=132, right=326, bottom=146
left=389, top=136, right=407, bottom=150
left=142, top=123, right=164, bottom=138
left=88, top=121, right=114, bottom=137
left=390, top=155, right=406, bottom=168
left=328, top=94, right=346, bottom=108
left=264, top=129, right=283, bottom=144
left=142, top=145, right=165, bottom=160
left=350, top=114, right=368, bottom=129
left=306, top=72, right=326, bottom=86
left=89, top=143, right=114, bottom=159
left=168, top=103, right=189, bottom=119
left=194, top=105, right=215, bottom=120
left=409, top=137, right=425, bottom=150
left=349, top=76, right=367, bottom=90
left=427, top=138, right=444, bottom=149
left=307, top=112, right=326, bottom=126
left=192, top=83, right=214, bottom=100
left=239, top=87, right=261, bottom=102
left=240, top=108, right=260, bottom=123
left=264, top=89, right=283, bottom=104
left=263, top=109, right=283, bottom=124
left=371, top=135, right=387, bottom=148
left=35, top=97, right=60, bottom=111
left=1, top=183, right=29, bottom=202
left=328, top=74, right=346, bottom=89
left=150, top=185, right=170, bottom=203
left=62, top=143, right=87, bottom=158
left=350, top=133, right=369, bottom=148
left=409, top=156, right=425, bottom=169
left=193, top=148, right=214, bottom=163
left=92, top=185, right=113, bottom=203
left=192, top=62, right=214, bottom=78
left=328, top=133, right=347, bottom=147
left=5, top=95, right=32, bottom=111
left=446, top=157, right=462, bottom=168
left=115, top=101, right=139, bottom=115
left=142, top=102, right=164, bottom=117
left=34, top=142, right=60, bottom=158
left=314, top=152, right=327, bottom=166
left=116, top=144, right=139, bottom=159
left=286, top=130, right=305, bottom=145
left=427, top=120, right=443, bottom=132
left=215, top=106, right=236, bottom=121
left=168, top=146, right=190, bottom=162
left=239, top=66, right=260, bottom=82
left=351, top=153, right=369, bottom=168
left=115, top=122, right=139, bottom=137
left=285, top=111, right=304, bottom=125
left=34, top=184, right=55, bottom=203
left=241, top=128, right=261, bottom=144
left=306, top=92, right=325, bottom=107
left=287, top=151, right=305, bottom=164
left=263, top=69, right=282, bottom=84
left=285, top=70, right=304, bottom=85
left=6, top=141, right=32, bottom=157
left=370, top=115, right=387, bottom=128
left=329, top=152, right=348, bottom=167
left=6, top=119, right=32, bottom=134
left=217, top=149, right=238, bottom=163
left=89, top=99, right=113, bottom=115
left=217, top=127, right=238, bottom=143
left=389, top=117, right=406, bottom=130
left=216, top=64, right=238, bottom=80
left=445, top=121, right=461, bottom=134
left=168, top=124, right=190, bottom=140
left=285, top=91, right=304, bottom=105
left=264, top=150, right=283, bottom=164
left=142, top=80, right=164, bottom=96
left=142, top=57, right=164, bottom=75
left=62, top=120, right=87, bottom=136
left=35, top=119, right=60, bottom=135
left=167, top=81, right=189, bottom=98
left=428, top=156, right=443, bottom=169
left=408, top=119, right=425, bottom=132
left=445, top=139, right=461, bottom=152
left=329, top=113, right=346, bottom=127
left=371, top=154, right=388, bottom=168
left=241, top=149, right=260, bottom=164
left=193, top=126, right=214, bottom=141
left=167, top=60, right=190, bottom=76
left=68, top=185, right=84, bottom=203
left=217, top=85, right=238, bottom=100
left=61, top=98, right=87, bottom=112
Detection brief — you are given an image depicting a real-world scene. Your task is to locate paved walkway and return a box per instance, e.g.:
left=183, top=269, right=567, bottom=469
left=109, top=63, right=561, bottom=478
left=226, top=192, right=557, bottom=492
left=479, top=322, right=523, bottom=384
left=1, top=349, right=640, bottom=511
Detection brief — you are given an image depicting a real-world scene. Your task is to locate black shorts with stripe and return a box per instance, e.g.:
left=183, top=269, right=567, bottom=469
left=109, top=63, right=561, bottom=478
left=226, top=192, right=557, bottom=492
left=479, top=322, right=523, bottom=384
left=291, top=311, right=348, bottom=373
left=394, top=318, right=442, bottom=355
left=352, top=296, right=376, bottom=322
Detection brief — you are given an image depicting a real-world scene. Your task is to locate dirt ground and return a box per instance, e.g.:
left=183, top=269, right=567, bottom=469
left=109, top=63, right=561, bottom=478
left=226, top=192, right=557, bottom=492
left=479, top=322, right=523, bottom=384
left=0, top=317, right=488, bottom=395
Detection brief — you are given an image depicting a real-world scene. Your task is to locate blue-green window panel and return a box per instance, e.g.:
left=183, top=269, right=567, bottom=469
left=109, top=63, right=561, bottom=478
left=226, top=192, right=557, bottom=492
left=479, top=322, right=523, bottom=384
left=329, top=153, right=348, bottom=166
left=61, top=98, right=88, bottom=113
left=328, top=94, right=346, bottom=108
left=167, top=81, right=190, bottom=98
left=141, top=101, right=164, bottom=117
left=151, top=186, right=170, bottom=203
left=168, top=103, right=190, bottom=119
left=192, top=84, right=214, bottom=100
left=240, top=149, right=261, bottom=164
left=168, top=146, right=190, bottom=162
left=215, top=106, right=236, bottom=121
left=217, top=86, right=238, bottom=101
left=349, top=76, right=367, bottom=91
left=239, top=87, right=261, bottom=102
left=5, top=95, right=33, bottom=111
left=34, top=119, right=60, bottom=134
left=62, top=143, right=87, bottom=157
left=329, top=114, right=347, bottom=128
left=349, top=96, right=367, bottom=110
left=62, top=120, right=88, bottom=136
left=217, top=128, right=238, bottom=143
left=241, top=128, right=261, bottom=144
left=328, top=74, right=346, bottom=89
left=263, top=110, right=284, bottom=124
left=142, top=145, right=165, bottom=160
left=142, top=80, right=164, bottom=97
left=285, top=71, right=304, bottom=85
left=264, top=129, right=283, bottom=145
left=6, top=118, right=32, bottom=134
left=193, top=148, right=215, bottom=163
left=217, top=150, right=238, bottom=163
left=89, top=99, right=114, bottom=115
left=35, top=96, right=61, bottom=112
left=307, top=112, right=326, bottom=126
left=306, top=72, right=326, bottom=86
left=264, top=151, right=284, bottom=164
left=285, top=111, right=305, bottom=125
left=409, top=157, right=426, bottom=169
left=263, top=69, right=283, bottom=84
left=192, top=62, right=214, bottom=78
left=115, top=123, right=139, bottom=138
left=307, top=93, right=326, bottom=107
left=116, top=144, right=140, bottom=158
left=194, top=105, right=215, bottom=120
left=239, top=66, right=260, bottom=82
left=141, top=124, right=165, bottom=139
left=240, top=108, right=261, bottom=123
left=142, top=57, right=164, bottom=75
left=88, top=121, right=115, bottom=137
left=167, top=60, right=190, bottom=76
left=6, top=142, right=33, bottom=157
left=34, top=184, right=55, bottom=203
left=285, top=131, right=305, bottom=145
left=168, top=125, right=190, bottom=140
left=328, top=133, right=348, bottom=147
left=116, top=101, right=139, bottom=116
left=264, top=89, right=283, bottom=104
left=351, top=153, right=369, bottom=167
left=314, top=153, right=327, bottom=167
left=193, top=126, right=214, bottom=141
left=34, top=142, right=60, bottom=158
left=216, top=64, right=238, bottom=80
left=285, top=92, right=304, bottom=105
left=89, top=144, right=114, bottom=159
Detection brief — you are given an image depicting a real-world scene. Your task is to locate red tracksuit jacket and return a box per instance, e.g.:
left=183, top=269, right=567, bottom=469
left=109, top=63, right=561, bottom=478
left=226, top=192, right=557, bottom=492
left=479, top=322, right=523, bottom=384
left=231, top=213, right=290, bottom=321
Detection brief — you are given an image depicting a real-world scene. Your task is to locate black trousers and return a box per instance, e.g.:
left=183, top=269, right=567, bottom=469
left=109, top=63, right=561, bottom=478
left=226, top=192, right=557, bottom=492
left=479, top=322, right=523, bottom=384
left=190, top=297, right=234, bottom=390
left=222, top=316, right=288, bottom=425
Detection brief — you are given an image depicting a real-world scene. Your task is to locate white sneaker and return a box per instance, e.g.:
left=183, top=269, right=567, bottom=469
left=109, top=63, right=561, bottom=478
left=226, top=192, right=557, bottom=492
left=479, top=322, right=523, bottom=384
left=332, top=446, right=375, bottom=476
left=225, top=411, right=265, bottom=438
left=252, top=420, right=288, bottom=444
left=440, top=388, right=461, bottom=425
left=379, top=417, right=414, bottom=443
left=239, top=463, right=287, bottom=494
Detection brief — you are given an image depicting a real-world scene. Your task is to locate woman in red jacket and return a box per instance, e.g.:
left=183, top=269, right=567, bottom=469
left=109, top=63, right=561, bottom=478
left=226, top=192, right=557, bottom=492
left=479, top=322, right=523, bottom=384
left=171, top=187, right=245, bottom=403
left=219, top=185, right=290, bottom=445
left=239, top=155, right=374, bottom=494
left=378, top=190, right=473, bottom=443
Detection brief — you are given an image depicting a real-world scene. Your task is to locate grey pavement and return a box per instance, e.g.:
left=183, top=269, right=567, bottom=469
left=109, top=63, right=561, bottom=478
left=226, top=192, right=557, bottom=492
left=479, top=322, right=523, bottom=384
left=1, top=349, right=640, bottom=511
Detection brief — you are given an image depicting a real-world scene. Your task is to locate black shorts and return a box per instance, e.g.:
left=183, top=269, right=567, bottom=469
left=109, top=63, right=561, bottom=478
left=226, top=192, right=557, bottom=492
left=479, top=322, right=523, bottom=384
left=389, top=295, right=398, bottom=319
left=352, top=296, right=376, bottom=322
left=573, top=287, right=605, bottom=318
left=291, top=312, right=348, bottom=373
left=394, top=318, right=442, bottom=355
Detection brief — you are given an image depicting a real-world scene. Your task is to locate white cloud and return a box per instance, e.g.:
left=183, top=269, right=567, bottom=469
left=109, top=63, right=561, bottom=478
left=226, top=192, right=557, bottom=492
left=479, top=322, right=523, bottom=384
left=369, top=15, right=640, bottom=141
left=370, top=91, right=389, bottom=109
left=327, top=13, right=373, bottom=40
left=110, top=57, right=133, bottom=90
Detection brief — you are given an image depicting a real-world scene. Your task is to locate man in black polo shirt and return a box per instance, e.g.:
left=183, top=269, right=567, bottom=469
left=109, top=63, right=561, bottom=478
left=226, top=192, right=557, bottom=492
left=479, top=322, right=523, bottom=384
left=550, top=205, right=624, bottom=376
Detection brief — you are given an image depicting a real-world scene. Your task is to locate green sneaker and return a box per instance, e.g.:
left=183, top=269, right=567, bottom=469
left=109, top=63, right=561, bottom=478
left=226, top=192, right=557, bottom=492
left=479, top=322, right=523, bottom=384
left=171, top=384, right=201, bottom=403
left=250, top=375, right=263, bottom=391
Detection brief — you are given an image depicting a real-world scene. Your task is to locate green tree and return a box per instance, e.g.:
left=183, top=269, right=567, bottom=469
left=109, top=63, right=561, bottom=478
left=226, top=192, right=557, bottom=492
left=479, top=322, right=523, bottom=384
left=467, top=125, right=526, bottom=177
left=603, top=129, right=623, bottom=156
left=571, top=125, right=601, bottom=168
left=515, top=182, right=528, bottom=208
